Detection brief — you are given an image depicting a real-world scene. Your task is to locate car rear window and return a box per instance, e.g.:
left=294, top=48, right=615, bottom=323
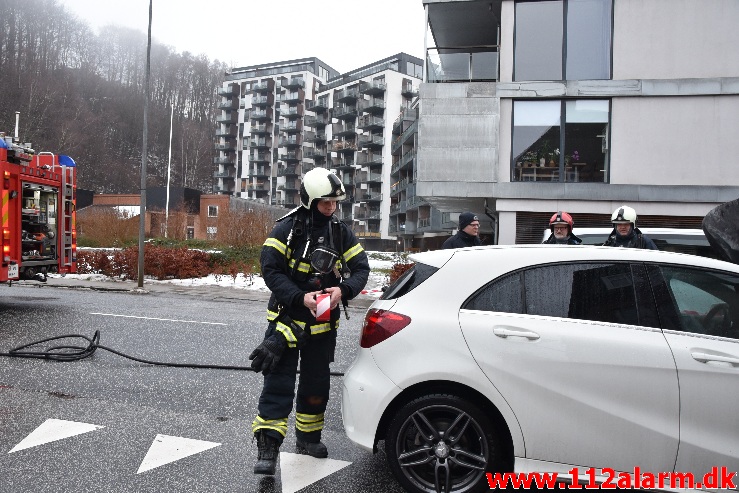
left=380, top=262, right=438, bottom=300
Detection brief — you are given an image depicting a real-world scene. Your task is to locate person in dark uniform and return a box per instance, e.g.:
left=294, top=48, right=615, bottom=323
left=249, top=167, right=370, bottom=475
left=542, top=211, right=582, bottom=245
left=442, top=212, right=482, bottom=249
left=602, top=205, right=658, bottom=250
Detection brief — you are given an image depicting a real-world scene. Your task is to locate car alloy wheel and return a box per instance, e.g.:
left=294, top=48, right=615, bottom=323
left=386, top=394, right=499, bottom=493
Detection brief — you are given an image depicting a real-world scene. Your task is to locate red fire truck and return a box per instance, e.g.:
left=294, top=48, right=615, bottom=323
left=1, top=132, right=77, bottom=282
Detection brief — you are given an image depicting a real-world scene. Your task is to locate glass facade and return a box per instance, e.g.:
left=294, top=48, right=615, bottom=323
left=514, top=0, right=612, bottom=81
left=512, top=99, right=609, bottom=183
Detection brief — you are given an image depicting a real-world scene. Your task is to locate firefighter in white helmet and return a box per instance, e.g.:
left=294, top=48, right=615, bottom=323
left=249, top=167, right=370, bottom=475
left=603, top=205, right=658, bottom=249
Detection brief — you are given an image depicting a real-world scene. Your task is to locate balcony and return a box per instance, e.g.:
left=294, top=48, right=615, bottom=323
left=282, top=77, right=305, bottom=90
left=355, top=172, right=383, bottom=185
left=252, top=80, right=274, bottom=93
left=392, top=108, right=417, bottom=134
left=426, top=46, right=500, bottom=83
left=335, top=87, right=359, bottom=103
left=304, top=148, right=327, bottom=160
left=332, top=140, right=357, bottom=153
left=392, top=150, right=416, bottom=174
left=251, top=137, right=272, bottom=149
left=250, top=124, right=272, bottom=135
left=306, top=97, right=329, bottom=112
left=249, top=153, right=271, bottom=163
left=358, top=191, right=382, bottom=202
left=213, top=156, right=234, bottom=165
left=283, top=120, right=303, bottom=133
left=305, top=115, right=329, bottom=127
left=358, top=98, right=386, bottom=114
left=218, top=98, right=238, bottom=110
left=304, top=131, right=326, bottom=144
left=358, top=135, right=384, bottom=149
left=280, top=89, right=305, bottom=104
left=214, top=142, right=236, bottom=152
left=401, top=81, right=418, bottom=98
left=279, top=135, right=302, bottom=147
left=333, top=105, right=358, bottom=120
left=391, top=178, right=410, bottom=195
left=250, top=167, right=271, bottom=178
left=251, top=94, right=274, bottom=106
left=250, top=109, right=272, bottom=122
left=354, top=207, right=381, bottom=220
left=332, top=158, right=355, bottom=171
left=332, top=122, right=356, bottom=137
left=392, top=120, right=418, bottom=153
left=216, top=112, right=237, bottom=123
left=248, top=182, right=268, bottom=191
left=213, top=170, right=235, bottom=178
left=217, top=83, right=238, bottom=97
left=357, top=115, right=385, bottom=131
left=277, top=166, right=299, bottom=177
left=358, top=152, right=383, bottom=167
left=390, top=201, right=408, bottom=214
left=360, top=80, right=386, bottom=96
left=283, top=104, right=304, bottom=118
left=355, top=230, right=381, bottom=238
left=281, top=150, right=302, bottom=162
left=216, top=127, right=237, bottom=138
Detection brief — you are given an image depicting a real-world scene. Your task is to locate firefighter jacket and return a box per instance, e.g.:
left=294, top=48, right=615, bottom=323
left=261, top=210, right=370, bottom=341
left=543, top=232, right=582, bottom=245
left=603, top=227, right=658, bottom=250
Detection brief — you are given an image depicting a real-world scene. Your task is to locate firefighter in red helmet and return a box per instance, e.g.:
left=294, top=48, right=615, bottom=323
left=543, top=211, right=582, bottom=245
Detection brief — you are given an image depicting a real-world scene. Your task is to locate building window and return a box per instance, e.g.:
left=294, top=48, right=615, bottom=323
left=512, top=99, right=610, bottom=183
left=186, top=227, right=194, bottom=240
left=514, top=0, right=612, bottom=81
left=208, top=205, right=218, bottom=217
left=206, top=226, right=217, bottom=240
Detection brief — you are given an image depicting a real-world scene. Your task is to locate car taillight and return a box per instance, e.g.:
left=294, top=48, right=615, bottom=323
left=360, top=309, right=411, bottom=348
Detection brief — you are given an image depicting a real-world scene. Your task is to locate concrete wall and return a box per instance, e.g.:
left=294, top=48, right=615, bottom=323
left=611, top=95, right=739, bottom=185
left=416, top=82, right=499, bottom=208
left=613, top=0, right=739, bottom=80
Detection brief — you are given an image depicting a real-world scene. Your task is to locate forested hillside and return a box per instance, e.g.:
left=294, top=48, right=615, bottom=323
left=0, top=0, right=228, bottom=193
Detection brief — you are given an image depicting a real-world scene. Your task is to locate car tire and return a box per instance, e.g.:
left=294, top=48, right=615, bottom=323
left=385, top=393, right=501, bottom=493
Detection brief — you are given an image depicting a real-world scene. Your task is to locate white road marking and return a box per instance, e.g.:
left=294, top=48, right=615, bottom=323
left=90, top=312, right=226, bottom=326
left=279, top=452, right=352, bottom=493
left=137, top=434, right=221, bottom=474
left=9, top=418, right=104, bottom=453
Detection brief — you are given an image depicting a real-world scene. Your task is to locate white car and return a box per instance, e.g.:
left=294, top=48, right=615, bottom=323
left=342, top=245, right=739, bottom=493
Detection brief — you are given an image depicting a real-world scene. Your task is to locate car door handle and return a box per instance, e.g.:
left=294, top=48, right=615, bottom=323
left=691, top=352, right=739, bottom=367
left=493, top=327, right=540, bottom=340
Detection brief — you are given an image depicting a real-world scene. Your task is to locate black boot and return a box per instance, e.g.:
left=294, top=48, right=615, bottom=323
left=254, top=431, right=280, bottom=475
left=296, top=438, right=328, bottom=458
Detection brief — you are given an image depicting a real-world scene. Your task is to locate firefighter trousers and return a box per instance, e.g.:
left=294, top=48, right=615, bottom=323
left=252, top=323, right=336, bottom=445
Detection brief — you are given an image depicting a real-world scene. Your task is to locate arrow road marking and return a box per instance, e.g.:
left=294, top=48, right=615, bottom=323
left=137, top=434, right=221, bottom=474
left=9, top=418, right=104, bottom=453
left=279, top=452, right=352, bottom=493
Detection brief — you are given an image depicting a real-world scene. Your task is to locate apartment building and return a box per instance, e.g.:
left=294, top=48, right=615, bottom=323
left=216, top=54, right=427, bottom=251
left=417, top=0, right=739, bottom=244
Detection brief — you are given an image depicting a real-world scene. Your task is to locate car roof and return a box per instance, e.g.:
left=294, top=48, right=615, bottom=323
left=573, top=227, right=706, bottom=236
left=408, top=244, right=739, bottom=274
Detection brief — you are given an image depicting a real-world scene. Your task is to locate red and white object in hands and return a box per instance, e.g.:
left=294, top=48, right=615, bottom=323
left=315, top=293, right=331, bottom=322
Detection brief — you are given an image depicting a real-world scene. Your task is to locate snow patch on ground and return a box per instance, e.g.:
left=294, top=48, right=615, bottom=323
left=50, top=252, right=399, bottom=298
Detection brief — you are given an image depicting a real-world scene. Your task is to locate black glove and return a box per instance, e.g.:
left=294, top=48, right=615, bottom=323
left=282, top=315, right=310, bottom=349
left=249, top=334, right=286, bottom=375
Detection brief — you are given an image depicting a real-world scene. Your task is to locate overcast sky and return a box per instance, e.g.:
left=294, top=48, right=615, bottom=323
left=60, top=0, right=428, bottom=74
